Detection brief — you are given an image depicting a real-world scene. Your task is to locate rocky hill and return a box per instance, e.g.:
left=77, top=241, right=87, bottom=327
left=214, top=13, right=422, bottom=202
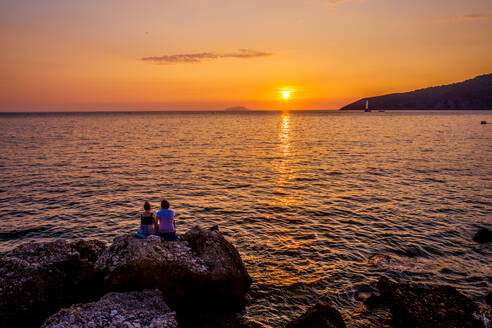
left=340, top=74, right=492, bottom=110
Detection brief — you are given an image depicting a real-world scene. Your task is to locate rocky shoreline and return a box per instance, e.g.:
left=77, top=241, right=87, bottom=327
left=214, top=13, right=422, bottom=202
left=1, top=226, right=490, bottom=327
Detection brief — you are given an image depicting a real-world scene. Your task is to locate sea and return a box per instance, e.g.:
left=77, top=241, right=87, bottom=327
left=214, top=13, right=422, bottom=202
left=0, top=110, right=491, bottom=327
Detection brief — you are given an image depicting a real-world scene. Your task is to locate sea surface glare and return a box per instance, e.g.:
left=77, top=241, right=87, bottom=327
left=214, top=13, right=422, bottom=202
left=0, top=111, right=491, bottom=327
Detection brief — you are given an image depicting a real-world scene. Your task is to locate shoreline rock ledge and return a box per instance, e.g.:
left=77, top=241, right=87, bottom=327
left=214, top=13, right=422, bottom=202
left=0, top=239, right=106, bottom=327
left=95, top=225, right=251, bottom=312
left=0, top=225, right=251, bottom=328
left=42, top=290, right=177, bottom=328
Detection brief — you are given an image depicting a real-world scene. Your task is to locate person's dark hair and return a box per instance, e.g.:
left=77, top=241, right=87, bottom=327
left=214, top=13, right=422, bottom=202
left=161, top=199, right=170, bottom=209
left=144, top=201, right=151, bottom=210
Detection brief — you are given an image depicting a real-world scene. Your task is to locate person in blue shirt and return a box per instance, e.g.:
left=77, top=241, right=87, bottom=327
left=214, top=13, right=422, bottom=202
left=156, top=199, right=177, bottom=241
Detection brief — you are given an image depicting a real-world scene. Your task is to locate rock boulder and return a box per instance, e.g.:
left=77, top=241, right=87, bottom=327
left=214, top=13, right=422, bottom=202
left=42, top=290, right=177, bottom=328
left=95, top=226, right=251, bottom=312
left=176, top=312, right=263, bottom=328
left=473, top=227, right=492, bottom=243
left=376, top=277, right=484, bottom=328
left=0, top=239, right=106, bottom=327
left=285, top=302, right=346, bottom=328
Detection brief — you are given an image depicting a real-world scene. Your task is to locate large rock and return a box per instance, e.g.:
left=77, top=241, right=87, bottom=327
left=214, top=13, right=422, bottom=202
left=176, top=312, right=263, bottom=328
left=285, top=302, right=346, bottom=328
left=42, top=290, right=177, bottom=328
left=473, top=227, right=492, bottom=243
left=0, top=239, right=106, bottom=327
left=95, top=226, right=251, bottom=312
left=376, top=277, right=484, bottom=328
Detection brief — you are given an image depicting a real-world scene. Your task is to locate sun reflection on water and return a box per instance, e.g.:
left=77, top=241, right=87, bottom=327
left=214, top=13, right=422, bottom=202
left=279, top=112, right=290, bottom=157
left=273, top=112, right=296, bottom=208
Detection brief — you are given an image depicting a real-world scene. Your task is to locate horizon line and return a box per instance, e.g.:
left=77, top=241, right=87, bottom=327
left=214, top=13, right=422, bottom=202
left=0, top=109, right=342, bottom=114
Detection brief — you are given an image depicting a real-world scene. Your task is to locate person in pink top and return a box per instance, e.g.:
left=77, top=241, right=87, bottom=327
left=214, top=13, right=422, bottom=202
left=156, top=199, right=177, bottom=241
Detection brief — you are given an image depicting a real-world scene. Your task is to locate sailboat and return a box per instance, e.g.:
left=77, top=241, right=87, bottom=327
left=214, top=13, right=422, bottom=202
left=364, top=100, right=371, bottom=112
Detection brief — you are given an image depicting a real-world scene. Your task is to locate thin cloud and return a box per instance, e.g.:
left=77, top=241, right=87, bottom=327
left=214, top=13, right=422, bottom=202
left=435, top=13, right=489, bottom=23
left=461, top=14, right=488, bottom=20
left=142, top=49, right=272, bottom=64
left=307, top=0, right=364, bottom=7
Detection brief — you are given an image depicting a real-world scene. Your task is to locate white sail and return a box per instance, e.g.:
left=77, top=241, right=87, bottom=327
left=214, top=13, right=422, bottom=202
left=365, top=100, right=369, bottom=110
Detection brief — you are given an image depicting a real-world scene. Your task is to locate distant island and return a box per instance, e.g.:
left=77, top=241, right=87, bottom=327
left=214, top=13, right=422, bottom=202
left=224, top=106, right=250, bottom=111
left=340, top=73, right=492, bottom=110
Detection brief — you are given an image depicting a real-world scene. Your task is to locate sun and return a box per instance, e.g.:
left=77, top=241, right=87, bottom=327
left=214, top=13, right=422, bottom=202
left=278, top=88, right=295, bottom=100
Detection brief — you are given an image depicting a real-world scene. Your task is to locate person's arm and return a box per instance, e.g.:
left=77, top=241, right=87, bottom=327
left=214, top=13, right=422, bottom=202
left=154, top=214, right=159, bottom=233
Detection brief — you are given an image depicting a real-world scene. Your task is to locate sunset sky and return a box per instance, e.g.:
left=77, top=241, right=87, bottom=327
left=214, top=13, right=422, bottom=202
left=1, top=0, right=491, bottom=111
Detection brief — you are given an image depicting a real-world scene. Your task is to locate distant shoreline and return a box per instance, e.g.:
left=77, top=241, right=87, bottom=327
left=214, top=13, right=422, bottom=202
left=340, top=73, right=492, bottom=110
left=224, top=106, right=250, bottom=112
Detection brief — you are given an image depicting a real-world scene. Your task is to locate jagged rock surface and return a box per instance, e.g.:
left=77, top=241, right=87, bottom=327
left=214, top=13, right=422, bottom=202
left=285, top=302, right=347, bottom=328
left=376, top=277, right=484, bottom=328
left=176, top=312, right=263, bottom=328
left=42, top=290, right=177, bottom=328
left=0, top=239, right=106, bottom=327
left=95, top=226, right=251, bottom=312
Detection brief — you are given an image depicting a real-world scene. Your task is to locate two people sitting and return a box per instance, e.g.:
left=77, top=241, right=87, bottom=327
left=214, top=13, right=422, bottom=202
left=136, top=199, right=177, bottom=241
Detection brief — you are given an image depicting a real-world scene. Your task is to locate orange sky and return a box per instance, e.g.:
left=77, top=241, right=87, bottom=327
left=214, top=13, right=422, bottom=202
left=1, top=0, right=491, bottom=111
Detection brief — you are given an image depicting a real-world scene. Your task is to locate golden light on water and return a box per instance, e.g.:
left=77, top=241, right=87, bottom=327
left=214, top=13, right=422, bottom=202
left=279, top=112, right=290, bottom=157
left=274, top=111, right=296, bottom=209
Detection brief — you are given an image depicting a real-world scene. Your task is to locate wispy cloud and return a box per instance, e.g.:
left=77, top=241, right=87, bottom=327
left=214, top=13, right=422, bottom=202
left=306, top=0, right=364, bottom=7
left=142, top=49, right=272, bottom=64
left=435, top=13, right=489, bottom=23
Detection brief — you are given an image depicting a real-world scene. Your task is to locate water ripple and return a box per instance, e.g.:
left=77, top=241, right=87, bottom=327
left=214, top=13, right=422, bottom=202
left=0, top=111, right=491, bottom=327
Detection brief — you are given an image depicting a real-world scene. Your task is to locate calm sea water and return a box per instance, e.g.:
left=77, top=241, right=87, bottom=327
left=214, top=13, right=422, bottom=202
left=0, top=111, right=491, bottom=327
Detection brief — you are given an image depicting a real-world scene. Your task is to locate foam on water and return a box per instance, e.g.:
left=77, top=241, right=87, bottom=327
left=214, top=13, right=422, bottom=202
left=0, top=111, right=491, bottom=327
